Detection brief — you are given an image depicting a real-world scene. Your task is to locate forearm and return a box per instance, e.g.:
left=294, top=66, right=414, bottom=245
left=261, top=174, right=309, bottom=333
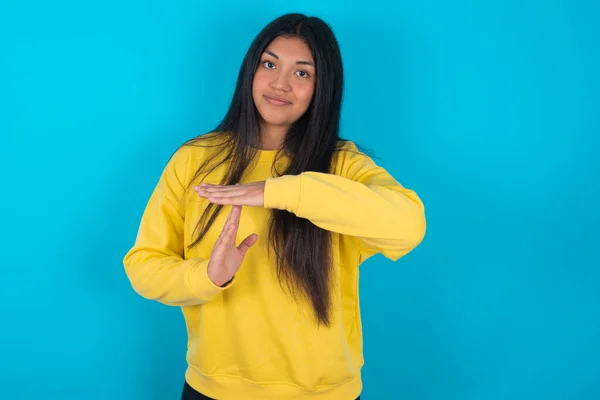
left=123, top=250, right=229, bottom=307
left=264, top=172, right=426, bottom=247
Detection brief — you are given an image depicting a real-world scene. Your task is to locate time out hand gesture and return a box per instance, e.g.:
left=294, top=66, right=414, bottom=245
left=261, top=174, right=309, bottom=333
left=207, top=205, right=258, bottom=287
left=194, top=182, right=266, bottom=207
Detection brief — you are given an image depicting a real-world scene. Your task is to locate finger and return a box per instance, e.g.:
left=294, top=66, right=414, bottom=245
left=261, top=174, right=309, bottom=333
left=199, top=187, right=247, bottom=197
left=195, top=184, right=243, bottom=193
left=215, top=205, right=237, bottom=245
left=238, top=233, right=258, bottom=253
left=195, top=189, right=246, bottom=201
left=200, top=190, right=247, bottom=204
left=230, top=205, right=242, bottom=238
left=205, top=185, right=245, bottom=192
left=206, top=197, right=247, bottom=206
left=227, top=205, right=241, bottom=230
left=222, top=206, right=241, bottom=243
left=224, top=220, right=237, bottom=244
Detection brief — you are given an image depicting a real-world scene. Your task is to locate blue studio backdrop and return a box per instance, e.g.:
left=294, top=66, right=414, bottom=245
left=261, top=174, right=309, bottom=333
left=1, top=0, right=598, bottom=399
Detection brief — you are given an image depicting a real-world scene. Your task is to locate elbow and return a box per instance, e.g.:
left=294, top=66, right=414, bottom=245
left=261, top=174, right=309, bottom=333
left=379, top=210, right=426, bottom=262
left=124, top=269, right=158, bottom=302
left=394, top=204, right=426, bottom=251
left=124, top=267, right=143, bottom=297
left=409, top=210, right=426, bottom=249
left=123, top=253, right=152, bottom=300
left=407, top=193, right=427, bottom=248
left=389, top=188, right=426, bottom=249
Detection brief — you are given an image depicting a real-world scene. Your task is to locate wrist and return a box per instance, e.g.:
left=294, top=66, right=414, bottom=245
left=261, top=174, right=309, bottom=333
left=207, top=266, right=234, bottom=287
left=220, top=276, right=234, bottom=287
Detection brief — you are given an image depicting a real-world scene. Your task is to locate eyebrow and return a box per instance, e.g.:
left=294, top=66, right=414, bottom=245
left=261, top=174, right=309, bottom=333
left=264, top=50, right=315, bottom=67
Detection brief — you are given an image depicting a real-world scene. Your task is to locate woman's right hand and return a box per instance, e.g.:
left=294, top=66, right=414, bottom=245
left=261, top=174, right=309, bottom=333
left=207, top=205, right=258, bottom=287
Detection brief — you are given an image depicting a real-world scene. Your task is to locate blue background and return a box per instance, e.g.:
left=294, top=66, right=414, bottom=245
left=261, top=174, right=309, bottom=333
left=1, top=0, right=599, bottom=399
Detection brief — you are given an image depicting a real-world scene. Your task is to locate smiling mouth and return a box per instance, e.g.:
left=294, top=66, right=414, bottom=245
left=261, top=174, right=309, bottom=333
left=264, top=95, right=291, bottom=106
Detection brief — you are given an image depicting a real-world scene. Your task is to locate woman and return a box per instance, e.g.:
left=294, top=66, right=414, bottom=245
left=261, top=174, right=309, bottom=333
left=123, top=13, right=426, bottom=400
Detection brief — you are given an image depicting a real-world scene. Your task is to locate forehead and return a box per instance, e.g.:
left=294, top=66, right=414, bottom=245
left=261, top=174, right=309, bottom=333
left=264, top=36, right=314, bottom=61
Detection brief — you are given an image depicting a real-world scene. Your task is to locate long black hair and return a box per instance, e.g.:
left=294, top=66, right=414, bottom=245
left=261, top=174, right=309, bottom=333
left=183, top=13, right=345, bottom=326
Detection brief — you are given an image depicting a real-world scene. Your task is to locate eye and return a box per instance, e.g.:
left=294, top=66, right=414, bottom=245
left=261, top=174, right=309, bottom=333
left=262, top=61, right=276, bottom=69
left=296, top=70, right=310, bottom=78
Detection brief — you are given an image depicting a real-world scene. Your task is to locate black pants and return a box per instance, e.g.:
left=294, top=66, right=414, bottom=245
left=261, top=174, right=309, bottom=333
left=182, top=380, right=360, bottom=399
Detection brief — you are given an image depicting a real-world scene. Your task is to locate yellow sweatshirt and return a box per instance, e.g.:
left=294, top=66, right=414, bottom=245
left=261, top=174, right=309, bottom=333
left=123, top=134, right=426, bottom=400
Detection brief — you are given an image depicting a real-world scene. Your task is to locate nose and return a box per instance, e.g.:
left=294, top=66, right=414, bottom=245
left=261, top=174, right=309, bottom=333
left=270, top=72, right=291, bottom=92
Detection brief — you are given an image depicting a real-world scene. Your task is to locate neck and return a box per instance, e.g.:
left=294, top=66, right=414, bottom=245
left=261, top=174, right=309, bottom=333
left=259, top=120, right=288, bottom=150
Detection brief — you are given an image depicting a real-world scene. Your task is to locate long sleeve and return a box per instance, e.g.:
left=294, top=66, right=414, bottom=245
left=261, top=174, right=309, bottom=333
left=123, top=147, right=232, bottom=307
left=263, top=144, right=426, bottom=261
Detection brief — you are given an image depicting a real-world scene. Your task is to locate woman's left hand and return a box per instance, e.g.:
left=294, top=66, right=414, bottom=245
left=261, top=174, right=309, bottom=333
left=194, top=182, right=266, bottom=207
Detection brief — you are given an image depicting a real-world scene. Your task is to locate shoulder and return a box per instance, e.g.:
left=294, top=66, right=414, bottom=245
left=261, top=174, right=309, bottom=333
left=177, top=131, right=230, bottom=162
left=331, top=139, right=377, bottom=177
left=164, top=131, right=230, bottom=184
left=172, top=131, right=232, bottom=165
left=334, top=139, right=359, bottom=153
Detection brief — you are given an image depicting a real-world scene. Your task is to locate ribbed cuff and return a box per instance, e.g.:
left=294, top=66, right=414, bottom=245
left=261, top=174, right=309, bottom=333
left=186, top=259, right=235, bottom=302
left=264, top=175, right=302, bottom=213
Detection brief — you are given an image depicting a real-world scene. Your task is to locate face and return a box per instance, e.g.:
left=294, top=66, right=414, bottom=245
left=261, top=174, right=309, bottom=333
left=252, top=36, right=316, bottom=132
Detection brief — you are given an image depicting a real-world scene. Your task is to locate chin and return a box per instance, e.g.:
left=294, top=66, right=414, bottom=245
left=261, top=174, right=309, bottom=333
left=264, top=117, right=291, bottom=126
left=258, top=112, right=292, bottom=127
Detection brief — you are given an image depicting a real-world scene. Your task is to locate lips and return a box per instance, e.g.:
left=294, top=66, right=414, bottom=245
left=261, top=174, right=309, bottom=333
left=264, top=95, right=292, bottom=105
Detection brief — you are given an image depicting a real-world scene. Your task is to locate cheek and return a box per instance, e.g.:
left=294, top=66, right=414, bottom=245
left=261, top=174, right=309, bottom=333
left=252, top=72, right=269, bottom=97
left=294, top=83, right=315, bottom=110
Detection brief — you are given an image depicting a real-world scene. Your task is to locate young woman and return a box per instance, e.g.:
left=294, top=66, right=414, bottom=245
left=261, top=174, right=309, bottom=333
left=123, top=13, right=426, bottom=400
